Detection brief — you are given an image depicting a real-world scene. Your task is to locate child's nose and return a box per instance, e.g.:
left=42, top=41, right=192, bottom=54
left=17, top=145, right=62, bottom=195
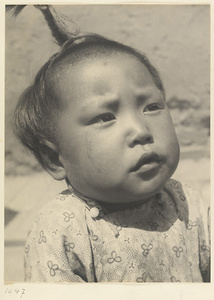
left=126, top=116, right=153, bottom=148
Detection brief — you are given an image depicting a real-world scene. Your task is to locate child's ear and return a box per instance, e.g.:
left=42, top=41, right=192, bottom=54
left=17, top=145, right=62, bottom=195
left=39, top=141, right=66, bottom=181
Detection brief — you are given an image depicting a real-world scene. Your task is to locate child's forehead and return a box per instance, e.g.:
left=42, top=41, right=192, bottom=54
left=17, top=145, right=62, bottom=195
left=52, top=53, right=151, bottom=92
left=51, top=50, right=148, bottom=81
left=49, top=51, right=162, bottom=111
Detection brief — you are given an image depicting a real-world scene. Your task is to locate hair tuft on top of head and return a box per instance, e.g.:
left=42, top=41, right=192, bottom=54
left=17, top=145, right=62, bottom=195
left=6, top=4, right=79, bottom=46
left=35, top=5, right=80, bottom=46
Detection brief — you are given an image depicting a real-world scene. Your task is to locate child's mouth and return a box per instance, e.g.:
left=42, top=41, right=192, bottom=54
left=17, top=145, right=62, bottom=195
left=130, top=152, right=163, bottom=173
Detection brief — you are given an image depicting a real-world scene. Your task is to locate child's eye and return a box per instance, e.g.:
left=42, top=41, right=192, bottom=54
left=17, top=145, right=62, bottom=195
left=89, top=113, right=116, bottom=125
left=144, top=103, right=164, bottom=114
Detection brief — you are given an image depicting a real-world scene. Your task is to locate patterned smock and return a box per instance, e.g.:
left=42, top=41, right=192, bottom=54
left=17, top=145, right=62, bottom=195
left=24, top=179, right=210, bottom=282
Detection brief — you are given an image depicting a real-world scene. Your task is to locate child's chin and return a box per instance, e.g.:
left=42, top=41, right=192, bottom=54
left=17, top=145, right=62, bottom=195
left=132, top=179, right=169, bottom=199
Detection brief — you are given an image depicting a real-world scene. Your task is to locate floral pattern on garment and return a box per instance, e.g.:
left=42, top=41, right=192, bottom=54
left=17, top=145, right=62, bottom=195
left=24, top=180, right=210, bottom=282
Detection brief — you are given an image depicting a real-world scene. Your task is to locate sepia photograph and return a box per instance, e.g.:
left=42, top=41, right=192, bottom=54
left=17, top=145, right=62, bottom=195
left=4, top=1, right=210, bottom=290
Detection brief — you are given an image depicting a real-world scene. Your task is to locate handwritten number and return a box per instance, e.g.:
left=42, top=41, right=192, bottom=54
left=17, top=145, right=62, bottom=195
left=21, top=289, right=25, bottom=298
left=5, top=288, right=26, bottom=298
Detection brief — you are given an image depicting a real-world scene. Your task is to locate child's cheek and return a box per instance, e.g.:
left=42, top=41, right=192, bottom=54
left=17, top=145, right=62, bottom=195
left=85, top=135, right=93, bottom=159
left=85, top=132, right=117, bottom=171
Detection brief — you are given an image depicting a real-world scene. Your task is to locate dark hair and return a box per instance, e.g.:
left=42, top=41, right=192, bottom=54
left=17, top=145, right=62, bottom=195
left=14, top=33, right=165, bottom=168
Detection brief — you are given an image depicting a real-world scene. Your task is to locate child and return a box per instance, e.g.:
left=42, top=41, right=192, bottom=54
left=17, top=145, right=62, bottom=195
left=13, top=10, right=210, bottom=283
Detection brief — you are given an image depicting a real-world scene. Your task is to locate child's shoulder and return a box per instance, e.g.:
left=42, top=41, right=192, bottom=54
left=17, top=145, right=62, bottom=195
left=27, top=189, right=87, bottom=235
left=167, top=178, right=204, bottom=201
left=166, top=178, right=209, bottom=216
left=40, top=189, right=85, bottom=215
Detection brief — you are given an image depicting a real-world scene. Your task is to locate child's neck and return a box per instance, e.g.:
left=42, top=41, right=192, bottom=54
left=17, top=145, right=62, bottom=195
left=68, top=183, right=160, bottom=212
left=99, top=198, right=154, bottom=212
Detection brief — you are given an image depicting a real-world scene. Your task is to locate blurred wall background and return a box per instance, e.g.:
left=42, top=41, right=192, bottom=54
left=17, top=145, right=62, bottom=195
left=5, top=4, right=210, bottom=175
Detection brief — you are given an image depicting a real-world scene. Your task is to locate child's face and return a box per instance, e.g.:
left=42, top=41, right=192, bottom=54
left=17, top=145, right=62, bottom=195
left=53, top=53, right=180, bottom=203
